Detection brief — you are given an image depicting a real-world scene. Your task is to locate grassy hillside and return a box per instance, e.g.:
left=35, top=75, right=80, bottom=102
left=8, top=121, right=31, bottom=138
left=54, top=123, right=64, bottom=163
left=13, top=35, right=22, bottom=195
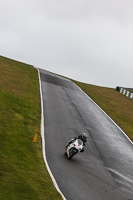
left=73, top=80, right=133, bottom=142
left=0, top=56, right=62, bottom=200
left=0, top=55, right=132, bottom=200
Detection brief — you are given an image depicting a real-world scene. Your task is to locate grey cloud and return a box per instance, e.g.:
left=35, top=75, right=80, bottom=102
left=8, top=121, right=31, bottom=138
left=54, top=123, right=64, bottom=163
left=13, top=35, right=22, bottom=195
left=0, top=0, right=133, bottom=88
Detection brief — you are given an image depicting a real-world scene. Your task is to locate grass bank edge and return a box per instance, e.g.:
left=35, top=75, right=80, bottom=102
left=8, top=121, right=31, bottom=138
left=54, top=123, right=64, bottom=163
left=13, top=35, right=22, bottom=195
left=72, top=80, right=133, bottom=142
left=0, top=55, right=62, bottom=200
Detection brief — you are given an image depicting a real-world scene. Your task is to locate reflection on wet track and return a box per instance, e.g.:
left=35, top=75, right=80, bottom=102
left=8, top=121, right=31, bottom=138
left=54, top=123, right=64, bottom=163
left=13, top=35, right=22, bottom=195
left=39, top=69, right=133, bottom=200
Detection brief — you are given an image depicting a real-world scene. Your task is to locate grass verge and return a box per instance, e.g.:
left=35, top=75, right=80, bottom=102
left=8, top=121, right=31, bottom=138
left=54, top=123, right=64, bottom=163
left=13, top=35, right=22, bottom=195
left=73, top=80, right=133, bottom=142
left=0, top=55, right=132, bottom=200
left=0, top=56, right=62, bottom=200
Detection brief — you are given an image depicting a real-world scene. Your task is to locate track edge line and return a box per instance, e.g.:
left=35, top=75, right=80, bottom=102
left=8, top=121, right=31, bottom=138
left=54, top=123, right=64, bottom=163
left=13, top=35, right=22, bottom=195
left=37, top=68, right=66, bottom=200
left=72, top=81, right=133, bottom=145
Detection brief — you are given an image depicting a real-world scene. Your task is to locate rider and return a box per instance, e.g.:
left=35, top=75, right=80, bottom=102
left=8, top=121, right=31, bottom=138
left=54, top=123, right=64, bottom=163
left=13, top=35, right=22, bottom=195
left=66, top=133, right=88, bottom=152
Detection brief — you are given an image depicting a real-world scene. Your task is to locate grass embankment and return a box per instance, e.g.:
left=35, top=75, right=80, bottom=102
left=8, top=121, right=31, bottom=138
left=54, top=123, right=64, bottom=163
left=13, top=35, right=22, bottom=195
left=0, top=56, right=62, bottom=200
left=0, top=55, right=132, bottom=199
left=73, top=80, right=133, bottom=142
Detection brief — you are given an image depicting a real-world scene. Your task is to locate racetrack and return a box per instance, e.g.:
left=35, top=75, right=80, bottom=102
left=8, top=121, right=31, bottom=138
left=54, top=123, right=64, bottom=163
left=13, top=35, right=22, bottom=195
left=39, top=69, right=133, bottom=200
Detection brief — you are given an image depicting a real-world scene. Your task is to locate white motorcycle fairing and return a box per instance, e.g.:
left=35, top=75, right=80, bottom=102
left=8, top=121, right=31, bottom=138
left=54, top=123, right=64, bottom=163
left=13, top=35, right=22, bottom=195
left=66, top=139, right=84, bottom=159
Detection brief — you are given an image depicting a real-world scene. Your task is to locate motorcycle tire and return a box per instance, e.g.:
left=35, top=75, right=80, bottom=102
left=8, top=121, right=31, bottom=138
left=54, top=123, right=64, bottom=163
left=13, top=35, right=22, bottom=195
left=68, top=148, right=75, bottom=159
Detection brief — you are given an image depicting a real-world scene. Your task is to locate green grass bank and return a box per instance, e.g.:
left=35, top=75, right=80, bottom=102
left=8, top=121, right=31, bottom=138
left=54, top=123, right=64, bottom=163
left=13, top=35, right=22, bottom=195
left=73, top=80, right=133, bottom=142
left=0, top=56, right=62, bottom=200
left=0, top=55, right=133, bottom=200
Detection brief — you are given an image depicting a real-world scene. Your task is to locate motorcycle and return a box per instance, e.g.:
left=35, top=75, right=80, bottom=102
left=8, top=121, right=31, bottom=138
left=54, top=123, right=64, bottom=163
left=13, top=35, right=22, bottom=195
left=65, top=139, right=84, bottom=159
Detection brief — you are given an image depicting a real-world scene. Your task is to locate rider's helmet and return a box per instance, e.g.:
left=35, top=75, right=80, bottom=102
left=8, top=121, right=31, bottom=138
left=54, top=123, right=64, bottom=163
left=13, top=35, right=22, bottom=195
left=82, top=133, right=88, bottom=141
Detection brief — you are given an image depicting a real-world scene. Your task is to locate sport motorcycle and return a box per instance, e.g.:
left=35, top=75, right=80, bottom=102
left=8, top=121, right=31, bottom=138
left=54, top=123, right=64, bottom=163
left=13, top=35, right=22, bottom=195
left=65, top=139, right=84, bottom=159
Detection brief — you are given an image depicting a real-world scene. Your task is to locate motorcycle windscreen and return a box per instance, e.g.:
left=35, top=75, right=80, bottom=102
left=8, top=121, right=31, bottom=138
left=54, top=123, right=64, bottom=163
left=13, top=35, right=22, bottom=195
left=77, top=139, right=83, bottom=145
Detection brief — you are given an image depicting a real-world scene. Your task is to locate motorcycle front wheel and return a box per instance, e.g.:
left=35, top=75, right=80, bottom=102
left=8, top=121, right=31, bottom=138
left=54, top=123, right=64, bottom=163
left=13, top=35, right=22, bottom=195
left=68, top=148, right=77, bottom=159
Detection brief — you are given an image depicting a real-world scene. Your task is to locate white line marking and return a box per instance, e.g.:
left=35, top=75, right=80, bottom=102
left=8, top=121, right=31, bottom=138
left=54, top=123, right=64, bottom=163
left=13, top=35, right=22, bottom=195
left=37, top=68, right=66, bottom=200
left=37, top=68, right=132, bottom=199
left=72, top=81, right=133, bottom=145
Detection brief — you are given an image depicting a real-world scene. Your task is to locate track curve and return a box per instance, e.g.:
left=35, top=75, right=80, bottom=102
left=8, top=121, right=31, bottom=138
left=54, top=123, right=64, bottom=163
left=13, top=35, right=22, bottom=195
left=39, top=69, right=133, bottom=200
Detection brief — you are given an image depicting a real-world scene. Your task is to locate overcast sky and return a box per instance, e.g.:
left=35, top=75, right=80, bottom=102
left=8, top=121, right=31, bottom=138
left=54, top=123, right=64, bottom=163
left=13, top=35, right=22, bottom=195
left=0, top=0, right=133, bottom=88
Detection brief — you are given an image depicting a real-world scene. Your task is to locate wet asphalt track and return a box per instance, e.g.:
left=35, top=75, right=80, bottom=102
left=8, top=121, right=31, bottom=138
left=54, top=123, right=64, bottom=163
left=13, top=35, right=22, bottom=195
left=39, top=69, right=133, bottom=200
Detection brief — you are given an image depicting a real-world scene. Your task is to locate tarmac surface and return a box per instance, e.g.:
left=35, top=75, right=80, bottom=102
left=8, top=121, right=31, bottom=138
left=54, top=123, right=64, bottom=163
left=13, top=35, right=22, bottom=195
left=39, top=69, right=133, bottom=200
